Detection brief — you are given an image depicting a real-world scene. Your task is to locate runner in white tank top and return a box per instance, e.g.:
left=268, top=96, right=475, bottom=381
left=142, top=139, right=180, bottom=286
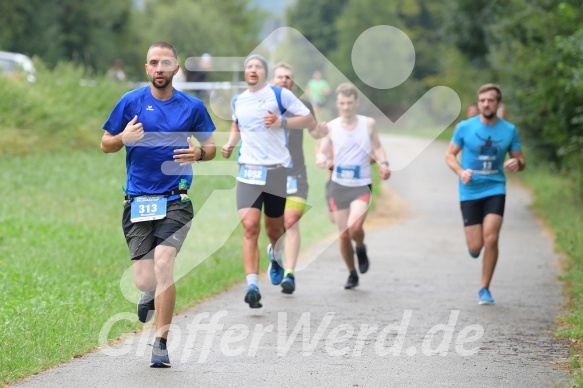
left=316, top=83, right=391, bottom=290
left=329, top=114, right=372, bottom=187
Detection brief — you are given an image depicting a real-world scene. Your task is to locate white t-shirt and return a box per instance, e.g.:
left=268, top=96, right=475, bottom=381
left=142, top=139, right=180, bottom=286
left=330, top=115, right=372, bottom=187
left=232, top=84, right=310, bottom=167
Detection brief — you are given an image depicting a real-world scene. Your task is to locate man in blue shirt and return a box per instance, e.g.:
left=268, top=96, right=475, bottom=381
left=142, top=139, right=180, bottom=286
left=101, top=41, right=216, bottom=368
left=445, top=83, right=525, bottom=305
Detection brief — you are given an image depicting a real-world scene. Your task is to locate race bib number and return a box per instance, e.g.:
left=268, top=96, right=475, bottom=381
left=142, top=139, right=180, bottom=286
left=130, top=195, right=167, bottom=223
left=336, top=165, right=361, bottom=182
left=237, top=165, right=267, bottom=185
left=287, top=175, right=298, bottom=195
left=473, top=155, right=499, bottom=175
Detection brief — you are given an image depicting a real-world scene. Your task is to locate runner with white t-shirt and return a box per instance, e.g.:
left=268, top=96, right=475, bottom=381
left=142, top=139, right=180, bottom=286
left=316, top=83, right=391, bottom=289
left=222, top=54, right=315, bottom=308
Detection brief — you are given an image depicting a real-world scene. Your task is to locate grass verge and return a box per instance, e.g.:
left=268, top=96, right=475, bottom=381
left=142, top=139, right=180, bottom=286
left=0, top=134, right=336, bottom=385
left=519, top=158, right=583, bottom=383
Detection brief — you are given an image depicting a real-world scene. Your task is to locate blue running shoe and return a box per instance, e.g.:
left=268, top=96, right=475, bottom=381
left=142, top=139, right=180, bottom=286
left=137, top=290, right=155, bottom=323
left=281, top=273, right=295, bottom=294
left=150, top=342, right=171, bottom=368
left=469, top=249, right=480, bottom=259
left=478, top=288, right=494, bottom=305
left=244, top=284, right=262, bottom=308
left=267, top=244, right=284, bottom=285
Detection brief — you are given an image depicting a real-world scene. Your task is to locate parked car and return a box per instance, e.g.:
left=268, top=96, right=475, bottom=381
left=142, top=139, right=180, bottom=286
left=0, top=51, right=36, bottom=83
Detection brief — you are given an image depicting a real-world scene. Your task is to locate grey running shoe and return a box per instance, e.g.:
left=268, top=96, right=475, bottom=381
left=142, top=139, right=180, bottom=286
left=150, top=341, right=170, bottom=368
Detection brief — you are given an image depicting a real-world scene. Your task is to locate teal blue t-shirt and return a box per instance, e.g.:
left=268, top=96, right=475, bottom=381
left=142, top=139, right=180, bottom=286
left=452, top=116, right=521, bottom=201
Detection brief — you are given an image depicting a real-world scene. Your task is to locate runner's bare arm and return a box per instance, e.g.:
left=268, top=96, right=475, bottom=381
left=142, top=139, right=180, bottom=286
left=445, top=142, right=472, bottom=184
left=315, top=127, right=332, bottom=169
left=368, top=117, right=390, bottom=180
left=504, top=150, right=525, bottom=172
left=221, top=122, right=241, bottom=159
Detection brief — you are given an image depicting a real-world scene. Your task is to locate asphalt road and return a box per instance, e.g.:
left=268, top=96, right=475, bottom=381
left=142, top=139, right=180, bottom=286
left=13, top=135, right=571, bottom=387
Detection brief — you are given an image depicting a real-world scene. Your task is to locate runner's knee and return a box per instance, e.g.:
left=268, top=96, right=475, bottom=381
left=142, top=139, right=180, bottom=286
left=483, top=232, right=499, bottom=248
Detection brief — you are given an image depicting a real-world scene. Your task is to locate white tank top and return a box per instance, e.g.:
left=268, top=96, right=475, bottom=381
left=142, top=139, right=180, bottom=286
left=330, top=115, right=371, bottom=187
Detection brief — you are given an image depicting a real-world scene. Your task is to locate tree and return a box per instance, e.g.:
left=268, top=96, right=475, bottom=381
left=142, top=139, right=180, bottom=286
left=286, top=0, right=349, bottom=59
left=440, top=0, right=583, bottom=185
left=330, top=0, right=454, bottom=117
left=487, top=0, right=583, bottom=173
left=440, top=0, right=494, bottom=68
left=131, top=0, right=264, bottom=80
left=0, top=0, right=135, bottom=72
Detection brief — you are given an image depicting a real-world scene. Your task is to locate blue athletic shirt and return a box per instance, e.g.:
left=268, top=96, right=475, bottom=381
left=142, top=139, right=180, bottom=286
left=103, top=86, right=216, bottom=196
left=452, top=115, right=521, bottom=201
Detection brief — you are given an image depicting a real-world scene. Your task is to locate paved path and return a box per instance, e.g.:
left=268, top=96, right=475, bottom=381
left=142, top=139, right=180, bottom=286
left=14, top=136, right=570, bottom=387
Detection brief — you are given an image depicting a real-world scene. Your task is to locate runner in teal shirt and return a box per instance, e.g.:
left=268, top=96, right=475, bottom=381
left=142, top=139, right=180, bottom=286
left=446, top=84, right=526, bottom=306
left=452, top=115, right=521, bottom=201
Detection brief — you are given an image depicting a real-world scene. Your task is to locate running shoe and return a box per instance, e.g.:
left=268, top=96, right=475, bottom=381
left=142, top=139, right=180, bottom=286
left=281, top=273, right=295, bottom=294
left=150, top=341, right=171, bottom=368
left=478, top=288, right=494, bottom=305
left=344, top=272, right=359, bottom=289
left=137, top=290, right=155, bottom=323
left=267, top=244, right=284, bottom=285
left=244, top=284, right=262, bottom=308
left=356, top=245, right=369, bottom=273
left=469, top=249, right=480, bottom=259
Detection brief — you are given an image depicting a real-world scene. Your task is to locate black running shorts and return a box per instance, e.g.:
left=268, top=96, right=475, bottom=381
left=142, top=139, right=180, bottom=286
left=460, top=194, right=506, bottom=227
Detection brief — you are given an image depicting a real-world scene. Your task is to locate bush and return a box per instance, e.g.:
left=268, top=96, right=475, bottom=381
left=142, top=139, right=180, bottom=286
left=0, top=59, right=129, bottom=156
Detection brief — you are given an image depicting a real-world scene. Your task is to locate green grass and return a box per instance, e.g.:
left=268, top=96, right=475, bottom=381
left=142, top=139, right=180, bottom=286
left=0, top=61, right=129, bottom=156
left=0, top=134, right=336, bottom=385
left=518, top=157, right=583, bottom=384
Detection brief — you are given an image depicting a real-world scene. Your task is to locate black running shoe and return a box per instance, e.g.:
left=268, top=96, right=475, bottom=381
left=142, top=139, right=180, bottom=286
left=137, top=290, right=155, bottom=323
left=356, top=245, right=369, bottom=274
left=150, top=341, right=171, bottom=368
left=281, top=273, right=295, bottom=294
left=244, top=284, right=263, bottom=308
left=344, top=272, right=359, bottom=289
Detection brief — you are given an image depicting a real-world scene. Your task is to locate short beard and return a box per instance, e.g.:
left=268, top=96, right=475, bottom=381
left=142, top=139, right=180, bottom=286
left=150, top=76, right=171, bottom=89
left=483, top=112, right=496, bottom=120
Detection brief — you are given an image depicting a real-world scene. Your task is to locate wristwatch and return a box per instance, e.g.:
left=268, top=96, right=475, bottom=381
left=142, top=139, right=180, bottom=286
left=380, top=161, right=389, bottom=167
left=198, top=147, right=206, bottom=161
left=281, top=119, right=288, bottom=129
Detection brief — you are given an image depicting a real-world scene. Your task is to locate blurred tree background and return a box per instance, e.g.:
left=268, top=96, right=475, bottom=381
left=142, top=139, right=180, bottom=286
left=284, top=0, right=583, bottom=192
left=0, top=0, right=264, bottom=79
